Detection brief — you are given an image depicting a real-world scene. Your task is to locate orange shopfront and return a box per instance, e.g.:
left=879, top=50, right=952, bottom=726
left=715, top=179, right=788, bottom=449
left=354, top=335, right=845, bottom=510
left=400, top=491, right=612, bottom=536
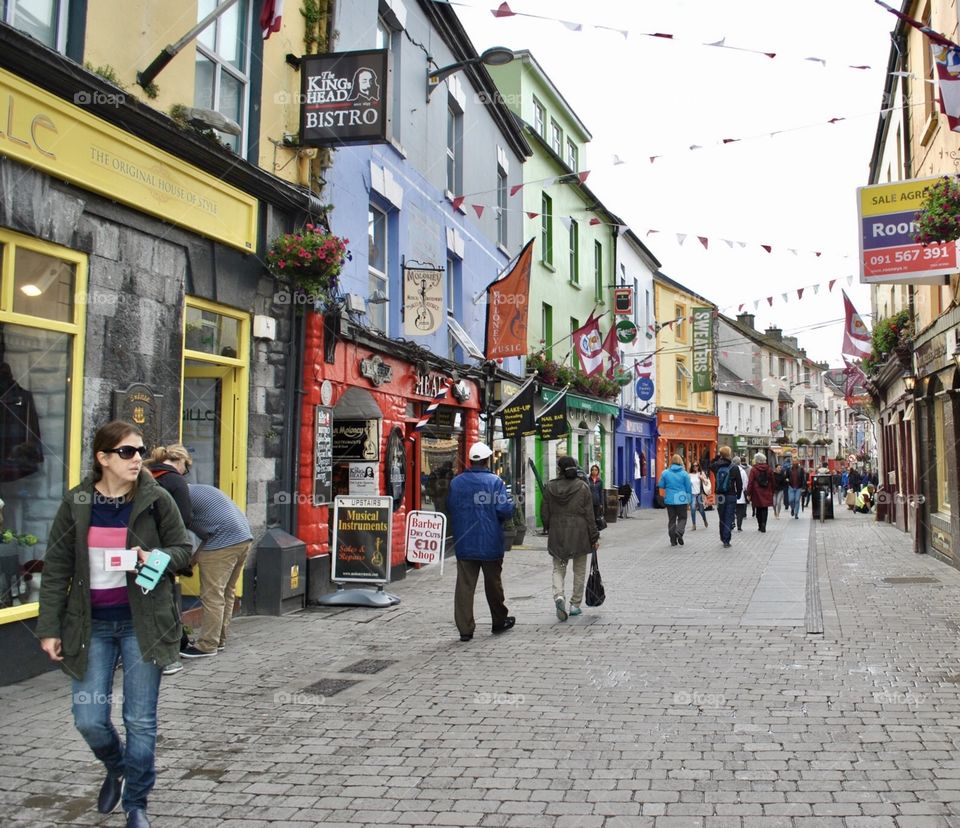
left=656, top=409, right=719, bottom=479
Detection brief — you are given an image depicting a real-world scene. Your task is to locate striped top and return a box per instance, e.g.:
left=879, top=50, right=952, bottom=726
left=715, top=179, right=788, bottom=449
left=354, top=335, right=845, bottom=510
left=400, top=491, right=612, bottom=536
left=187, top=484, right=252, bottom=551
left=88, top=495, right=133, bottom=620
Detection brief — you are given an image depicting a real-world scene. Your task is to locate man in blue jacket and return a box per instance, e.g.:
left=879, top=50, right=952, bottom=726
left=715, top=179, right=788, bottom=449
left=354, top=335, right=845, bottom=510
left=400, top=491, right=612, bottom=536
left=657, top=453, right=693, bottom=547
left=448, top=442, right=515, bottom=642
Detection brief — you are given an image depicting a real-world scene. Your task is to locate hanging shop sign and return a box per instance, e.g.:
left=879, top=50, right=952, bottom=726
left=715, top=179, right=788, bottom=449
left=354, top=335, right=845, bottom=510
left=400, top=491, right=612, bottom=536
left=313, top=405, right=333, bottom=506
left=333, top=419, right=379, bottom=461
left=114, top=383, right=162, bottom=453
left=857, top=178, right=956, bottom=285
left=331, top=496, right=392, bottom=583
left=385, top=427, right=406, bottom=509
left=635, top=377, right=654, bottom=401
left=537, top=393, right=569, bottom=441
left=360, top=354, right=393, bottom=386
left=299, top=49, right=388, bottom=147
left=403, top=265, right=444, bottom=336
left=691, top=307, right=713, bottom=393
left=615, top=319, right=638, bottom=343
left=500, top=382, right=536, bottom=438
left=614, top=287, right=634, bottom=316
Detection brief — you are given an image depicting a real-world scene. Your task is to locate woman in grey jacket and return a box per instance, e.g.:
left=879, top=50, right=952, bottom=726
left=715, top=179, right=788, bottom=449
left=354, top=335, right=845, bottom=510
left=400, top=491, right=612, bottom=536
left=541, top=456, right=599, bottom=621
left=37, top=421, right=191, bottom=828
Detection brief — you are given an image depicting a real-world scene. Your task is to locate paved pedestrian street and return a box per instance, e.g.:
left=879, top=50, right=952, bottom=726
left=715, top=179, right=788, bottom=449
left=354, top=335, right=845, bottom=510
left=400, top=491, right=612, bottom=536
left=4, top=505, right=960, bottom=827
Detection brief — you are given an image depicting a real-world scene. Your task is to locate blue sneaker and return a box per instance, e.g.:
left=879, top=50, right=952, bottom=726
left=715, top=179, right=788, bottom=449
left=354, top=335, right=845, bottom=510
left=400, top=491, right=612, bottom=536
left=569, top=605, right=582, bottom=616
left=555, top=597, right=568, bottom=621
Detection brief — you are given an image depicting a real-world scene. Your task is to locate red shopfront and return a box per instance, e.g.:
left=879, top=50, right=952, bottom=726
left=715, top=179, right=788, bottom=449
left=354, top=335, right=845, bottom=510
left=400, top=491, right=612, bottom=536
left=296, top=313, right=481, bottom=584
left=656, top=408, right=720, bottom=478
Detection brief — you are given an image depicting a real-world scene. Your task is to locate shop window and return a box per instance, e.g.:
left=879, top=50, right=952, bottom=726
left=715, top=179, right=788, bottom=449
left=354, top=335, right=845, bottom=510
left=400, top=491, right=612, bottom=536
left=3, top=0, right=68, bottom=51
left=934, top=385, right=950, bottom=514
left=184, top=304, right=240, bottom=356
left=420, top=405, right=463, bottom=542
left=195, top=0, right=251, bottom=154
left=0, top=232, right=86, bottom=617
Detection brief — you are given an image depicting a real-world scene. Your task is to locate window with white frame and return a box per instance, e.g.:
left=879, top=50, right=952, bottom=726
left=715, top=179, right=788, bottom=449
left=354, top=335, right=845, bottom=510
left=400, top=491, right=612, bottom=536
left=568, top=220, right=579, bottom=284
left=550, top=119, right=562, bottom=155
left=593, top=240, right=602, bottom=302
left=496, top=164, right=507, bottom=249
left=676, top=360, right=690, bottom=404
left=375, top=14, right=402, bottom=144
left=3, top=0, right=68, bottom=50
left=566, top=138, right=578, bottom=171
left=532, top=96, right=545, bottom=137
left=725, top=401, right=732, bottom=430
left=446, top=97, right=463, bottom=194
left=368, top=205, right=388, bottom=333
left=737, top=403, right=743, bottom=431
left=540, top=192, right=553, bottom=266
left=446, top=255, right=460, bottom=317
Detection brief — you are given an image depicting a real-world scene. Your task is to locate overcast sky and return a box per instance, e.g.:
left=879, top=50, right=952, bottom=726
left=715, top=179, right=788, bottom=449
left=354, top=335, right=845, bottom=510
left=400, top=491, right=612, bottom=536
left=452, top=0, right=898, bottom=367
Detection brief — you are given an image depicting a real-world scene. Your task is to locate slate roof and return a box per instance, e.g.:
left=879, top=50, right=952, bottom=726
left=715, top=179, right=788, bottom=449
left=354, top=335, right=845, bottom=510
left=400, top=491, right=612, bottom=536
left=716, top=364, right=769, bottom=401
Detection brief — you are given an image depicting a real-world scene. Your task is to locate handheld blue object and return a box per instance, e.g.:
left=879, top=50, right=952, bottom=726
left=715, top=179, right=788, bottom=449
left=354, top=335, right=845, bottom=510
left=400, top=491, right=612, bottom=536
left=134, top=549, right=171, bottom=592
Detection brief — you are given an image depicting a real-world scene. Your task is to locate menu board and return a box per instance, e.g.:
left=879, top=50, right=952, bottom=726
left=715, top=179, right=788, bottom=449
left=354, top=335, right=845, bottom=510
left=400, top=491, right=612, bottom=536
left=332, top=496, right=392, bottom=583
left=313, top=406, right=333, bottom=505
left=500, top=382, right=535, bottom=439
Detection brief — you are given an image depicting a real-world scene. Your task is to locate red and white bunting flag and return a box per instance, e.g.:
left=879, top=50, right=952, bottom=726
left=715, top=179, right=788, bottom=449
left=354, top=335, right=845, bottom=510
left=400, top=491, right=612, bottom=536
left=589, top=217, right=601, bottom=226
left=753, top=300, right=760, bottom=310
left=766, top=297, right=773, bottom=306
left=526, top=211, right=539, bottom=219
left=472, top=204, right=485, bottom=218
left=602, top=325, right=621, bottom=379
left=841, top=290, right=872, bottom=359
left=815, top=251, right=822, bottom=257
left=828, top=279, right=836, bottom=292
left=676, top=233, right=687, bottom=246
left=260, top=0, right=284, bottom=39
left=452, top=196, right=465, bottom=211
left=572, top=312, right=604, bottom=376
left=646, top=229, right=659, bottom=236
left=492, top=2, right=515, bottom=18
left=577, top=171, right=590, bottom=183
left=813, top=285, right=820, bottom=295
left=797, top=288, right=804, bottom=300
left=649, top=156, right=660, bottom=164
left=781, top=293, right=788, bottom=304
left=510, top=183, right=524, bottom=197
left=698, top=236, right=709, bottom=250
left=761, top=244, right=772, bottom=253
left=738, top=304, right=744, bottom=312
left=874, top=1, right=958, bottom=48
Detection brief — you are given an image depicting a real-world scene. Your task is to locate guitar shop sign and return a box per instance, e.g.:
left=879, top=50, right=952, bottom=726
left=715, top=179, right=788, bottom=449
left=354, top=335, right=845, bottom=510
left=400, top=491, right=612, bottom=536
left=403, top=266, right=444, bottom=336
left=299, top=49, right=388, bottom=147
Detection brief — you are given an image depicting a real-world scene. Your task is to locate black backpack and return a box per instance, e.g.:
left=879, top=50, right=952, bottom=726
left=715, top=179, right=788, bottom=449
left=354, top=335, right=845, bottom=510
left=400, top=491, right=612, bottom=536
left=756, top=468, right=770, bottom=488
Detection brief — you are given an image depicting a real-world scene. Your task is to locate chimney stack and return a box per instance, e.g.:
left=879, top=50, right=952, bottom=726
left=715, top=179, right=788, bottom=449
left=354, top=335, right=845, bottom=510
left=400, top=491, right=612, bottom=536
left=783, top=336, right=799, bottom=350
left=765, top=326, right=783, bottom=342
left=736, top=312, right=755, bottom=330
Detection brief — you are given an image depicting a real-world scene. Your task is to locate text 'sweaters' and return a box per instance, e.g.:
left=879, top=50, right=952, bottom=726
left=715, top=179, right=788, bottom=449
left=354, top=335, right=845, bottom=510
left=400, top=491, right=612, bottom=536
left=332, top=496, right=393, bottom=583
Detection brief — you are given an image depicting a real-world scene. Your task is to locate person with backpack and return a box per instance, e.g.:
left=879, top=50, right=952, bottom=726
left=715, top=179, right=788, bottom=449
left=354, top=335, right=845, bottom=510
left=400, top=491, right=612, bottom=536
left=657, top=454, right=692, bottom=547
left=746, top=452, right=775, bottom=532
left=709, top=446, right=743, bottom=548
left=785, top=455, right=805, bottom=519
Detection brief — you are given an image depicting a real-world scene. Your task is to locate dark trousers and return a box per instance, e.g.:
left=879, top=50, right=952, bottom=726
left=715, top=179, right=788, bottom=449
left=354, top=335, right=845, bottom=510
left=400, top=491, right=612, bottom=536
left=454, top=558, right=509, bottom=636
left=756, top=506, right=769, bottom=532
left=666, top=504, right=687, bottom=544
left=735, top=502, right=747, bottom=530
left=719, top=498, right=736, bottom=544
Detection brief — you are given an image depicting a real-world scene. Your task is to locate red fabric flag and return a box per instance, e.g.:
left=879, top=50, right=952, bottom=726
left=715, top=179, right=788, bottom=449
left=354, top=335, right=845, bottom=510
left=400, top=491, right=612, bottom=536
left=797, top=288, right=804, bottom=300
left=766, top=297, right=773, bottom=306
left=260, top=0, right=284, bottom=39
left=931, top=44, right=960, bottom=132
left=472, top=204, right=485, bottom=218
left=722, top=138, right=739, bottom=144
left=577, top=171, right=590, bottom=183
left=874, top=1, right=958, bottom=48
left=492, top=2, right=515, bottom=18
left=842, top=357, right=868, bottom=404
left=828, top=279, right=836, bottom=292
left=815, top=251, right=822, bottom=257
left=761, top=244, right=772, bottom=253
left=589, top=217, right=601, bottom=226
left=510, top=183, right=523, bottom=197
left=602, top=325, right=621, bottom=379
left=452, top=196, right=465, bottom=211
left=572, top=312, right=604, bottom=376
left=525, top=211, right=539, bottom=219
left=698, top=236, right=709, bottom=250
left=485, top=239, right=534, bottom=360
left=841, top=290, right=872, bottom=359
left=738, top=304, right=744, bottom=312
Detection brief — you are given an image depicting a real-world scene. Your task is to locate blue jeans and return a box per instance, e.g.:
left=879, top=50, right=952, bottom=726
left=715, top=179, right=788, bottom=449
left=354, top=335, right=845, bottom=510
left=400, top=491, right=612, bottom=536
left=690, top=494, right=707, bottom=527
left=788, top=487, right=802, bottom=517
left=718, top=497, right=736, bottom=544
left=72, top=618, right=161, bottom=813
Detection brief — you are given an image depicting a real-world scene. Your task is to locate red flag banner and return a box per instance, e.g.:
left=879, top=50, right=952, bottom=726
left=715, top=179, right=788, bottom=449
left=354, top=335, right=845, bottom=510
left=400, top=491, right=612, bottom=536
left=572, top=312, right=604, bottom=376
left=842, top=357, right=868, bottom=405
left=485, top=239, right=534, bottom=360
left=602, top=325, right=620, bottom=379
left=260, top=0, right=284, bottom=39
left=841, top=290, right=872, bottom=358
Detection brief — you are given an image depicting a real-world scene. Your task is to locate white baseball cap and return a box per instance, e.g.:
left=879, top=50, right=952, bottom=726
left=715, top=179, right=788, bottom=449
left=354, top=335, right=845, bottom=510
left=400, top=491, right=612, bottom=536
left=468, top=442, right=493, bottom=461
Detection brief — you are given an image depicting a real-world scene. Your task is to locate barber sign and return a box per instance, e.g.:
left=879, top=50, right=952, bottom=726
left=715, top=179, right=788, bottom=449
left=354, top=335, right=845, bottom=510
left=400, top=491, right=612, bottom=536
left=405, top=510, right=447, bottom=571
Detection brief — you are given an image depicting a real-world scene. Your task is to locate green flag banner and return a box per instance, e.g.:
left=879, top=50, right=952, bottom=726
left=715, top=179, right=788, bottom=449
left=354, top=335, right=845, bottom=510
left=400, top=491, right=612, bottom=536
left=692, top=307, right=713, bottom=393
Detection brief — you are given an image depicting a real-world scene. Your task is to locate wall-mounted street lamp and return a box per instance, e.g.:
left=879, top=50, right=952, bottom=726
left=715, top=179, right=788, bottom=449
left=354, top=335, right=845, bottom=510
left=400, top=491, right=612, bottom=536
left=903, top=370, right=916, bottom=393
left=426, top=46, right=517, bottom=101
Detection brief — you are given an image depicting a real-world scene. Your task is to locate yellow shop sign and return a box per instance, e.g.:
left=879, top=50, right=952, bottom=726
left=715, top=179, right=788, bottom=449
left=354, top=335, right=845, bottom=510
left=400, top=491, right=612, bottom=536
left=0, top=69, right=257, bottom=252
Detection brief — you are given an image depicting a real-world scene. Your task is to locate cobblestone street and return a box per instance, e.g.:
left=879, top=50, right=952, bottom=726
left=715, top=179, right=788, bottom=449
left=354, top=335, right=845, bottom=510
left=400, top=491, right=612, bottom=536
left=4, top=505, right=960, bottom=827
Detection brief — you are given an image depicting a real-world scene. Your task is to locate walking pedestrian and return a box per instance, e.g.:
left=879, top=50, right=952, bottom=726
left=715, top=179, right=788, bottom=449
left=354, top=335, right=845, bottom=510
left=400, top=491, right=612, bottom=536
left=732, top=456, right=749, bottom=531
left=541, top=455, right=599, bottom=620
left=709, top=446, right=742, bottom=548
left=746, top=452, right=775, bottom=533
left=785, top=455, right=805, bottom=519
left=37, top=421, right=192, bottom=828
left=657, top=454, right=692, bottom=547
left=688, top=461, right=709, bottom=530
left=587, top=464, right=604, bottom=527
left=841, top=467, right=849, bottom=498
left=179, top=484, right=254, bottom=659
left=772, top=463, right=786, bottom=519
left=448, top=442, right=515, bottom=641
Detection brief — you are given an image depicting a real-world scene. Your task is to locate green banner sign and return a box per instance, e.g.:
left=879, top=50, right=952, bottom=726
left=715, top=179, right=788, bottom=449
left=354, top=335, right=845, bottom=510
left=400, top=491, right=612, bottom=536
left=691, top=307, right=713, bottom=393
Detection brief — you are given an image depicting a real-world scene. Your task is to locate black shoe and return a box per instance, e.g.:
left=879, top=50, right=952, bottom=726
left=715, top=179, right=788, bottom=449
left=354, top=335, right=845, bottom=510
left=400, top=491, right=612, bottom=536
left=459, top=633, right=473, bottom=642
left=723, top=543, right=732, bottom=548
left=670, top=541, right=677, bottom=547
left=677, top=537, right=684, bottom=546
left=97, top=773, right=123, bottom=814
left=126, top=808, right=150, bottom=828
left=492, top=617, right=516, bottom=634
left=180, top=645, right=216, bottom=659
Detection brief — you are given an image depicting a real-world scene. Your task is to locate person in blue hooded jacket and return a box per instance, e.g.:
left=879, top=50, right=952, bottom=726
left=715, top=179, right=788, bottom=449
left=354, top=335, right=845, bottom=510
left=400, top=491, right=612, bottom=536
left=448, top=442, right=515, bottom=642
left=657, top=453, right=693, bottom=547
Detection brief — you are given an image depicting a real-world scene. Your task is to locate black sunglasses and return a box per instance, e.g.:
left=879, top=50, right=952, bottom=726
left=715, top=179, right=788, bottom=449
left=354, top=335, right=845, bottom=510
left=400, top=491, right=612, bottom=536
left=103, top=445, right=147, bottom=460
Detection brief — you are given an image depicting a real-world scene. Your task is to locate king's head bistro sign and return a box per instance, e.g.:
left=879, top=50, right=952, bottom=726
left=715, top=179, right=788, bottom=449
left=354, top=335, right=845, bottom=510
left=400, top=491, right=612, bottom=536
left=299, top=49, right=388, bottom=147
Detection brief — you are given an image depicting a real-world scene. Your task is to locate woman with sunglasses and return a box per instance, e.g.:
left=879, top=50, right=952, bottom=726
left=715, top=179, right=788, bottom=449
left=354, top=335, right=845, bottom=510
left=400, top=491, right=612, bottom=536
left=37, top=421, right=191, bottom=828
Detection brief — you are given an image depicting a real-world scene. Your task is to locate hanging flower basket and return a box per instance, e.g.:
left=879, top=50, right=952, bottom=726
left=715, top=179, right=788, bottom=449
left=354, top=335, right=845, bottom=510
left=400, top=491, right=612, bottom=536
left=265, top=223, right=350, bottom=305
left=913, top=175, right=960, bottom=245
